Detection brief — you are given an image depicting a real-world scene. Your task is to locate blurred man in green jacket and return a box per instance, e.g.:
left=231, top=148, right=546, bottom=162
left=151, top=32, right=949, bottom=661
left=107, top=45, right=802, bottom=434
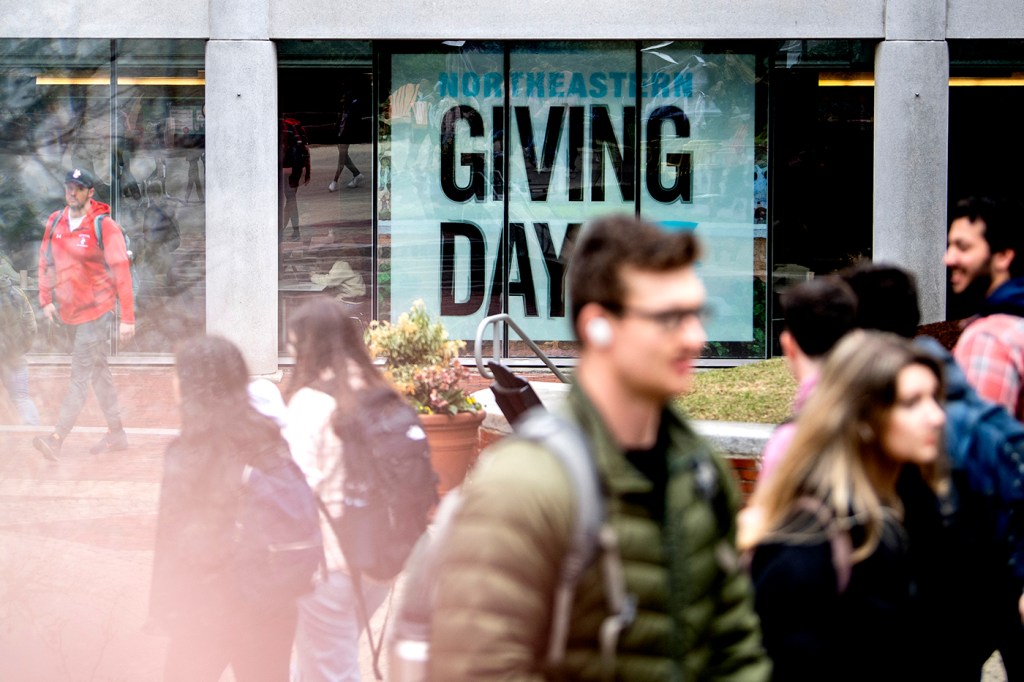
left=430, top=215, right=770, bottom=681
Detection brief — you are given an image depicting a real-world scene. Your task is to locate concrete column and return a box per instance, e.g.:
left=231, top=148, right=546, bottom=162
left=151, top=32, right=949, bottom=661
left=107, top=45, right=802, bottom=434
left=204, top=40, right=280, bottom=375
left=872, top=39, right=949, bottom=324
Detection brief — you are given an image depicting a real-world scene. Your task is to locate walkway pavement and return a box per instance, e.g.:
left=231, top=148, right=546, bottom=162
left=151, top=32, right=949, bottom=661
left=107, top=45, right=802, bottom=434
left=0, top=365, right=1007, bottom=681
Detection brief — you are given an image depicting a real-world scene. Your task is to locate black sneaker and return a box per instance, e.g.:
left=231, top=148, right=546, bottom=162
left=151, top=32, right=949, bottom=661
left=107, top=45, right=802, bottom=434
left=90, top=430, right=129, bottom=454
left=33, top=434, right=62, bottom=462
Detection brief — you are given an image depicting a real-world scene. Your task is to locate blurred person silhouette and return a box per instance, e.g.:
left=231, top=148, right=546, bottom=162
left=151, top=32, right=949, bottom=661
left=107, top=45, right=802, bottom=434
left=283, top=298, right=412, bottom=682
left=139, top=179, right=181, bottom=289
left=116, top=96, right=144, bottom=201
left=427, top=215, right=769, bottom=681
left=838, top=261, right=922, bottom=341
left=184, top=110, right=205, bottom=203
left=328, top=91, right=366, bottom=192
left=0, top=267, right=40, bottom=425
left=758, top=277, right=858, bottom=482
left=33, top=168, right=134, bottom=461
left=185, top=145, right=205, bottom=202
left=742, top=331, right=946, bottom=682
left=149, top=335, right=314, bottom=682
left=281, top=117, right=311, bottom=242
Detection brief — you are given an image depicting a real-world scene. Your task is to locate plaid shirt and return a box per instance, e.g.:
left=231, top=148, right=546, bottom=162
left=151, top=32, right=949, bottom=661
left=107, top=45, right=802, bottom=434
left=954, top=313, right=1024, bottom=422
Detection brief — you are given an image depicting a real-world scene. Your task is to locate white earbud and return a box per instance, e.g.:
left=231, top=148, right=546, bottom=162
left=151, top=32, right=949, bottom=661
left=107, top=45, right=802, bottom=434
left=586, top=317, right=614, bottom=348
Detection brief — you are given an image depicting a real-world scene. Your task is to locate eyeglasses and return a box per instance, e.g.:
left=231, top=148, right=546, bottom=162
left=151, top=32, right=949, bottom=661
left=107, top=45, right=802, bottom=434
left=606, top=303, right=710, bottom=332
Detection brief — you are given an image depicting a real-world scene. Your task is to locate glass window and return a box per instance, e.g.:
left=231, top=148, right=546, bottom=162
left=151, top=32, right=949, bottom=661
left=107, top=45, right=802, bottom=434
left=277, top=41, right=374, bottom=349
left=947, top=40, right=1024, bottom=319
left=767, top=40, right=875, bottom=355
left=504, top=42, right=635, bottom=357
left=0, top=38, right=206, bottom=355
left=639, top=41, right=766, bottom=358
left=383, top=42, right=505, bottom=354
left=380, top=41, right=773, bottom=361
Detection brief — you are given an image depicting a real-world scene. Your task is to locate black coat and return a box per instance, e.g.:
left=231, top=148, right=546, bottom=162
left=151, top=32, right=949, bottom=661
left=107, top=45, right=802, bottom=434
left=751, top=508, right=921, bottom=682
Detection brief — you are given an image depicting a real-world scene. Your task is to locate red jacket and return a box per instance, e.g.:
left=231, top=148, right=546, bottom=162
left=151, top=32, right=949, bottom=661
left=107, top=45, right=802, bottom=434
left=38, top=199, right=135, bottom=325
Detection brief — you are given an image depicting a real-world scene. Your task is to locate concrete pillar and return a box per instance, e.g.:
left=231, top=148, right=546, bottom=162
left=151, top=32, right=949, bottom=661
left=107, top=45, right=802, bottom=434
left=872, top=40, right=949, bottom=324
left=204, top=40, right=280, bottom=375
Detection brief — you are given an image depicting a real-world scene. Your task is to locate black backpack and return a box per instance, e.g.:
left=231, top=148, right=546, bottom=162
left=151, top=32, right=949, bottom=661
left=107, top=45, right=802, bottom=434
left=233, top=454, right=324, bottom=602
left=281, top=117, right=310, bottom=170
left=317, top=386, right=438, bottom=680
left=326, top=385, right=438, bottom=582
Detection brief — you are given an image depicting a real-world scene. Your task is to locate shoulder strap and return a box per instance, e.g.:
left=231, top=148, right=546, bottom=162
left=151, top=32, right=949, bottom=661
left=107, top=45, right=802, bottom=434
left=515, top=407, right=633, bottom=681
left=792, top=496, right=853, bottom=594
left=44, top=208, right=66, bottom=264
left=315, top=492, right=389, bottom=681
left=93, top=213, right=109, bottom=251
left=389, top=408, right=632, bottom=682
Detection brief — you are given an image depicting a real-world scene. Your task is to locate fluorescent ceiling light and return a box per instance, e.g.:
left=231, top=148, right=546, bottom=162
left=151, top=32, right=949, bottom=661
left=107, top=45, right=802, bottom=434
left=819, top=72, right=1024, bottom=87
left=36, top=76, right=205, bottom=86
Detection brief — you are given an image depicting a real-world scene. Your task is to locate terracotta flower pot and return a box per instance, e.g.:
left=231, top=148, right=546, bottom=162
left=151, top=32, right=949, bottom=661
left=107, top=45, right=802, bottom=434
left=419, top=410, right=486, bottom=497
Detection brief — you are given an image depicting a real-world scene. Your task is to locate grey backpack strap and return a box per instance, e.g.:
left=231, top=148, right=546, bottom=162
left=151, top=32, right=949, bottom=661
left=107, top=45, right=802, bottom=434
left=515, top=407, right=634, bottom=681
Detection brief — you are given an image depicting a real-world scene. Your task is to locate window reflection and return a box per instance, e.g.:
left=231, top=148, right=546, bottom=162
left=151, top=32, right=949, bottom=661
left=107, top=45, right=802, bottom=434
left=0, top=38, right=206, bottom=355
left=277, top=42, right=375, bottom=349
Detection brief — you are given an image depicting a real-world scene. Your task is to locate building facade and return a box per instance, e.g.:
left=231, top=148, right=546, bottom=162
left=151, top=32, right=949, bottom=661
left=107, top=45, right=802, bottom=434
left=2, top=0, right=1022, bottom=374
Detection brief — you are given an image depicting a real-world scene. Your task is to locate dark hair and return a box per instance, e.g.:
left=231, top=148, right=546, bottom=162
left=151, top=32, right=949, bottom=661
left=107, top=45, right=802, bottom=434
left=779, top=277, right=857, bottom=358
left=951, top=196, right=1024, bottom=278
left=568, top=214, right=701, bottom=331
left=838, top=262, right=921, bottom=339
left=284, top=297, right=385, bottom=408
left=174, top=335, right=283, bottom=456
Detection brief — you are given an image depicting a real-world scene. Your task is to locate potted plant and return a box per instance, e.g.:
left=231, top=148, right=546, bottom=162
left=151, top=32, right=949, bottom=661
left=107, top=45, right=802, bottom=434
left=365, top=300, right=485, bottom=495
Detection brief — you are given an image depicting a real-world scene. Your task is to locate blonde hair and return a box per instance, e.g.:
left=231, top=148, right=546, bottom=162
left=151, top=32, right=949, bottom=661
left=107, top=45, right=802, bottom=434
left=745, top=330, right=945, bottom=562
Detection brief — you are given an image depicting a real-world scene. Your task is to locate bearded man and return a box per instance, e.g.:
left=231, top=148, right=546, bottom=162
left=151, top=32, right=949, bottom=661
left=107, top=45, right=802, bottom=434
left=944, top=196, right=1024, bottom=422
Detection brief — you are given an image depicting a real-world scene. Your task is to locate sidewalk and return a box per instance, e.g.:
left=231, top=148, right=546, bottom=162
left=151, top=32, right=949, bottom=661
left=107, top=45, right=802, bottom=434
left=0, top=365, right=385, bottom=681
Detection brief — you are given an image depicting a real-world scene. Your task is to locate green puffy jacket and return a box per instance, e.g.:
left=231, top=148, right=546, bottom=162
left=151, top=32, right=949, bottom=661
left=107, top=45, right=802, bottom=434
left=430, top=384, right=770, bottom=681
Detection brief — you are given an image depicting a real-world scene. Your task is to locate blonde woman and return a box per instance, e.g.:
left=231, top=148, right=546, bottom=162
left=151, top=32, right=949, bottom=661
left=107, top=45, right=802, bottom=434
left=741, top=330, right=946, bottom=682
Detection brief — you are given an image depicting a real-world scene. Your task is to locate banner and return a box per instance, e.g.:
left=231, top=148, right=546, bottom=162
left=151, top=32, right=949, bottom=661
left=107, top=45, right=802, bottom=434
left=386, top=44, right=758, bottom=343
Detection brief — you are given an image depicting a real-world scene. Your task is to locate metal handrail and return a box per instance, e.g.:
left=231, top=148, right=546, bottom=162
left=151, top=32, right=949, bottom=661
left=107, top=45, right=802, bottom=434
left=474, top=313, right=570, bottom=383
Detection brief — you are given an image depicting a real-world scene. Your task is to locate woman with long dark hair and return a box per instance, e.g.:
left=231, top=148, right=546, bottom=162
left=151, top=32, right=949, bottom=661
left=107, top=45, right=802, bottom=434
left=741, top=330, right=947, bottom=681
left=149, top=335, right=302, bottom=682
left=284, top=298, right=394, bottom=682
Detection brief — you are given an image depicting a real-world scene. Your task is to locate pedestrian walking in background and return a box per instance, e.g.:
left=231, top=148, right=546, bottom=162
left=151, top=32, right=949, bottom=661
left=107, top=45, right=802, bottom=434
left=281, top=117, right=311, bottom=242
left=328, top=92, right=366, bottom=192
left=33, top=167, right=134, bottom=461
left=758, top=276, right=857, bottom=483
left=283, top=298, right=406, bottom=682
left=138, top=179, right=181, bottom=289
left=0, top=270, right=40, bottom=425
left=741, top=331, right=946, bottom=682
left=149, top=335, right=311, bottom=682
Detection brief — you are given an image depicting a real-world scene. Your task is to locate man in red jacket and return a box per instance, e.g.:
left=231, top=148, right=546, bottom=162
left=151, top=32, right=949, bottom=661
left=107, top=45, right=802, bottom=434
left=33, top=168, right=135, bottom=461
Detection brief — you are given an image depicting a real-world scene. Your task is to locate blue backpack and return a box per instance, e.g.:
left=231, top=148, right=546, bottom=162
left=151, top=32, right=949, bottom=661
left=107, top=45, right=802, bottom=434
left=233, top=456, right=324, bottom=602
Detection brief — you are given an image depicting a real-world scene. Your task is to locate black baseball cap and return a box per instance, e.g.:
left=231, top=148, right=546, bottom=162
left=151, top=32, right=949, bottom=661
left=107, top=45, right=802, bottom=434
left=65, top=168, right=95, bottom=189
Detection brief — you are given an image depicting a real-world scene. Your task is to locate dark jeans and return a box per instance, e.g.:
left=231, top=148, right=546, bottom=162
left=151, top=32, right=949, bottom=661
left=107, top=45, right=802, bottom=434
left=55, top=312, right=122, bottom=437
